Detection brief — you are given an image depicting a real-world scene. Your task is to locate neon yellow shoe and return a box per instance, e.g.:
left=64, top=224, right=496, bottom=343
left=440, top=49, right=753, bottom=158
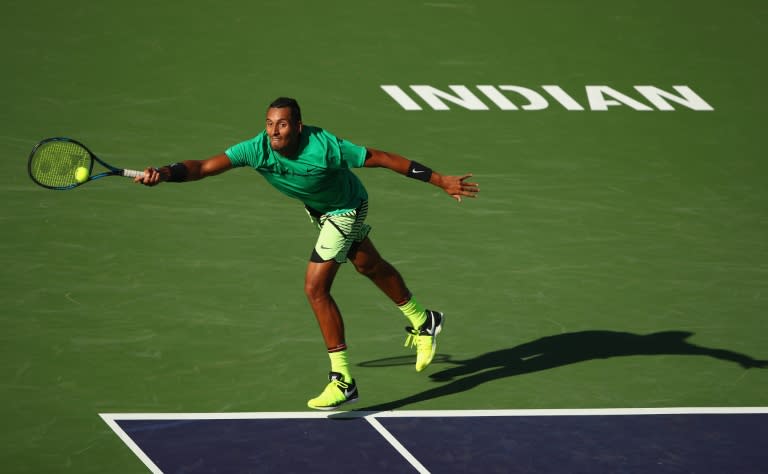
left=307, top=372, right=359, bottom=411
left=404, top=310, right=444, bottom=372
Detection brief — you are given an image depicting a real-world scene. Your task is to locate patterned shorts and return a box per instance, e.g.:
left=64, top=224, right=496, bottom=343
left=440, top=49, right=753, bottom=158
left=306, top=201, right=371, bottom=263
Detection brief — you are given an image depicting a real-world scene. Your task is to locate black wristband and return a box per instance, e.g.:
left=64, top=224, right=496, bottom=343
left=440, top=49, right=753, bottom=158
left=406, top=160, right=433, bottom=182
left=166, top=162, right=188, bottom=182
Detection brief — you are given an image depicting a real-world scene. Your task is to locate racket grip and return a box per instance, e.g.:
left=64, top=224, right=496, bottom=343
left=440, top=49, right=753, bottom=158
left=122, top=169, right=145, bottom=178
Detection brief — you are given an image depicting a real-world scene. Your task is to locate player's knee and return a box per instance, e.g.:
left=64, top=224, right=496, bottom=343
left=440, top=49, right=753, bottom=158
left=303, top=280, right=320, bottom=299
left=354, top=258, right=385, bottom=279
left=353, top=258, right=372, bottom=276
left=304, top=278, right=330, bottom=302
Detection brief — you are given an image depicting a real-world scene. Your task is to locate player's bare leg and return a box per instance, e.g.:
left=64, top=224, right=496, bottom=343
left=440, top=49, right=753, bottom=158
left=350, top=237, right=444, bottom=371
left=304, top=260, right=358, bottom=409
left=304, top=260, right=345, bottom=350
left=349, top=238, right=410, bottom=304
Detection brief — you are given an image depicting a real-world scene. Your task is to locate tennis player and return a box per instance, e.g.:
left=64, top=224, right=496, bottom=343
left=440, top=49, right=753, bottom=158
left=135, top=97, right=479, bottom=410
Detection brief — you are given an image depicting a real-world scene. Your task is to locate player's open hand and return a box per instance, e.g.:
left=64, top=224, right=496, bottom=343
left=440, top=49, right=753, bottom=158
left=439, top=173, right=479, bottom=202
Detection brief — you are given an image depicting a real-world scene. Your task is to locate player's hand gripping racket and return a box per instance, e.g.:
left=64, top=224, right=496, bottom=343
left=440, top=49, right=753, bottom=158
left=28, top=137, right=144, bottom=190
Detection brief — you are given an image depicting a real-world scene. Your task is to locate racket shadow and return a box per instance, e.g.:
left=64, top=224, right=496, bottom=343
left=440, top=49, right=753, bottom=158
left=350, top=329, right=768, bottom=413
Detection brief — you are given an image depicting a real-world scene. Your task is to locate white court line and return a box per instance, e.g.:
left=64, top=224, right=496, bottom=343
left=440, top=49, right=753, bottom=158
left=364, top=415, right=430, bottom=474
left=101, top=406, right=768, bottom=420
left=364, top=407, right=768, bottom=417
left=100, top=408, right=768, bottom=473
left=99, top=414, right=163, bottom=474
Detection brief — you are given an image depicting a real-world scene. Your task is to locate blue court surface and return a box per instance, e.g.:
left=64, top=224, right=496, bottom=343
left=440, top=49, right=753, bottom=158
left=101, top=408, right=768, bottom=473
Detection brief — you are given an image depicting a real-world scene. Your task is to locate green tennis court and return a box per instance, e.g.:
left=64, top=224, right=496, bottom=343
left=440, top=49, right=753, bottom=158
left=1, top=1, right=766, bottom=472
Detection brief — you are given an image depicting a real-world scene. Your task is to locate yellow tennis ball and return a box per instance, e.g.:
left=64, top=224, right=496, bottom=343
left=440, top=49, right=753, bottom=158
left=75, top=167, right=89, bottom=183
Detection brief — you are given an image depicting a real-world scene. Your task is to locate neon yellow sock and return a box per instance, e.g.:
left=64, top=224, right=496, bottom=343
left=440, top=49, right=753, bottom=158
left=329, top=350, right=353, bottom=382
left=398, top=297, right=427, bottom=329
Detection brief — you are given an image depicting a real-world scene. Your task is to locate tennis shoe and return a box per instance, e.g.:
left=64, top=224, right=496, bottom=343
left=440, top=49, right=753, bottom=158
left=307, top=372, right=359, bottom=411
left=404, top=310, right=444, bottom=372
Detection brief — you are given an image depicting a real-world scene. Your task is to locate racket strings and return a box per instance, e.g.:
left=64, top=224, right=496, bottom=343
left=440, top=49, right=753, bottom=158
left=29, top=141, right=91, bottom=188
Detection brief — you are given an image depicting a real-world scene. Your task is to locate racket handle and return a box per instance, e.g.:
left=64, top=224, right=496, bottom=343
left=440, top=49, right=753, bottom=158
left=122, top=169, right=145, bottom=178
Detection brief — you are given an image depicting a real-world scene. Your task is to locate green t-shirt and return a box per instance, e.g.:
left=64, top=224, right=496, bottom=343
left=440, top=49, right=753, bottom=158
left=225, top=126, right=368, bottom=214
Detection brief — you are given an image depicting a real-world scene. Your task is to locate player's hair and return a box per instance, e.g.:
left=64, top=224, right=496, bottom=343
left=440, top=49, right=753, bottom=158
left=268, top=97, right=302, bottom=124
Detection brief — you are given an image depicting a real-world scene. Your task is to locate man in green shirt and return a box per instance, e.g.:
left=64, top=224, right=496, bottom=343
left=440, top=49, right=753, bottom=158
left=136, top=97, right=479, bottom=410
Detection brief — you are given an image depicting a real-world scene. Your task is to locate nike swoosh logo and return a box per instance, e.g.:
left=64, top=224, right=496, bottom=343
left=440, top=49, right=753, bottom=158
left=411, top=169, right=425, bottom=174
left=320, top=245, right=332, bottom=250
left=344, top=386, right=357, bottom=398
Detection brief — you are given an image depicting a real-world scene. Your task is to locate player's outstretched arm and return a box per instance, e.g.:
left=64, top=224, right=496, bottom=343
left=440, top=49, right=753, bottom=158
left=364, top=147, right=479, bottom=202
left=135, top=153, right=233, bottom=186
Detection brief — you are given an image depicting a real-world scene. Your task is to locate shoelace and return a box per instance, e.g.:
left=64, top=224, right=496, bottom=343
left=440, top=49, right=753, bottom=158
left=404, top=327, right=432, bottom=349
left=332, top=379, right=350, bottom=390
left=316, top=379, right=350, bottom=402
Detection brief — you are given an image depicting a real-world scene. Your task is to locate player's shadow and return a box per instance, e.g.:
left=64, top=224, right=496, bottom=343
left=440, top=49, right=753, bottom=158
left=352, top=330, right=767, bottom=413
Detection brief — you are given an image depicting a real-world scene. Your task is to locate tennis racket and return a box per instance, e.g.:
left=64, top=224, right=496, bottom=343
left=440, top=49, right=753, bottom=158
left=28, top=137, right=144, bottom=190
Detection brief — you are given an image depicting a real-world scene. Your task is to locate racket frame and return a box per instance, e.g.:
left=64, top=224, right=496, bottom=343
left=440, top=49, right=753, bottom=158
left=28, top=137, right=143, bottom=190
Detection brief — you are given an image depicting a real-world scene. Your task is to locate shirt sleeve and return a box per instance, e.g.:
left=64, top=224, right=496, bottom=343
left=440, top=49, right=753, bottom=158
left=224, top=143, right=247, bottom=167
left=225, top=133, right=266, bottom=168
left=336, top=137, right=368, bottom=168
